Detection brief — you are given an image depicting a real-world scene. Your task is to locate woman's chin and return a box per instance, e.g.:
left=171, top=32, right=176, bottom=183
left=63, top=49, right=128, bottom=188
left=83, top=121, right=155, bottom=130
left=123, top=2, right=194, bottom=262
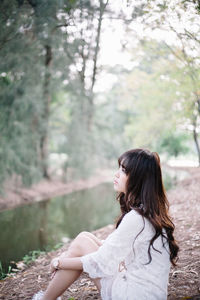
left=113, top=185, right=121, bottom=192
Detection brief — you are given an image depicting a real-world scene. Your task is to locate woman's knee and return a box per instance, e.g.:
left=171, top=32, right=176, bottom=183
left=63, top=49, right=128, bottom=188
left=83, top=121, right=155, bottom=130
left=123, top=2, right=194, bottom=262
left=68, top=231, right=99, bottom=257
left=73, top=231, right=91, bottom=246
left=76, top=231, right=92, bottom=239
left=68, top=232, right=91, bottom=256
left=77, top=231, right=102, bottom=246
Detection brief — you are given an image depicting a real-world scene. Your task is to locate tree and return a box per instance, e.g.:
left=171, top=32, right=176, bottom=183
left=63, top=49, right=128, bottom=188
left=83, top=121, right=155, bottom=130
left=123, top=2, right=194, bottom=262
left=123, top=0, right=200, bottom=164
left=0, top=0, right=70, bottom=187
left=0, top=0, right=123, bottom=187
left=111, top=41, right=191, bottom=158
left=0, top=1, right=43, bottom=187
left=55, top=0, right=110, bottom=176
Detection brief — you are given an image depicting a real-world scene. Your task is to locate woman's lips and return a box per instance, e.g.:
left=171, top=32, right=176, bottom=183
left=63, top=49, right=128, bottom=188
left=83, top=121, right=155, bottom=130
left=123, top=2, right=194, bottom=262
left=113, top=180, right=118, bottom=185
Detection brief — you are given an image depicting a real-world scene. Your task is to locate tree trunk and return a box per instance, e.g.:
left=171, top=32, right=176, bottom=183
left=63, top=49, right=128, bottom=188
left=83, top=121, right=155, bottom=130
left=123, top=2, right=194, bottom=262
left=192, top=120, right=200, bottom=166
left=40, top=44, right=52, bottom=178
left=86, top=0, right=108, bottom=131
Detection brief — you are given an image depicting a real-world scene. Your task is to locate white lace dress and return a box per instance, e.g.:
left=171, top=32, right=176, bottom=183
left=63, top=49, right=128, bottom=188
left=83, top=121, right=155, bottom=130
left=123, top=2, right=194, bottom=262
left=80, top=209, right=171, bottom=300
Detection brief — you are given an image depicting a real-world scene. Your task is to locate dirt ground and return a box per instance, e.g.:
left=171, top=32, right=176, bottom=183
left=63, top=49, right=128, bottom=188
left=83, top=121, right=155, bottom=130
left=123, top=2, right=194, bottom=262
left=0, top=167, right=200, bottom=300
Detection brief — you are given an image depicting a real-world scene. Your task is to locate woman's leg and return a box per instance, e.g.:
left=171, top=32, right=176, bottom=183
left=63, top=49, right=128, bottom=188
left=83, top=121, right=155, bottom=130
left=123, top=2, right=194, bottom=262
left=81, top=231, right=103, bottom=247
left=42, top=232, right=101, bottom=300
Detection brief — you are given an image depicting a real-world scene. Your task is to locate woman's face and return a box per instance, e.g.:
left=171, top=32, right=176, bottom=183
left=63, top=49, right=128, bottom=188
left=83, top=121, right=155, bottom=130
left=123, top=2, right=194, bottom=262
left=113, top=163, right=128, bottom=193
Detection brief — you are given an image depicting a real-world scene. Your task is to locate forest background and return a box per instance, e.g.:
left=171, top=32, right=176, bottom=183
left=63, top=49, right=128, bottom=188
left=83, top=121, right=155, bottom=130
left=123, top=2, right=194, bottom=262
left=0, top=0, right=200, bottom=194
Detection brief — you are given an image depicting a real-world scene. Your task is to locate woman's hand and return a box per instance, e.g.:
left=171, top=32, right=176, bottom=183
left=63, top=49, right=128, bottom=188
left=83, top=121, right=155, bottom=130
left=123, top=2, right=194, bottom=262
left=49, top=256, right=83, bottom=279
left=50, top=257, right=60, bottom=279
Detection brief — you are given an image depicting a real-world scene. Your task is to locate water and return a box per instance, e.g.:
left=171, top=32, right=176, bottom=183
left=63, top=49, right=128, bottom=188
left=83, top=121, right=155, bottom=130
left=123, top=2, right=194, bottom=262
left=0, top=182, right=118, bottom=270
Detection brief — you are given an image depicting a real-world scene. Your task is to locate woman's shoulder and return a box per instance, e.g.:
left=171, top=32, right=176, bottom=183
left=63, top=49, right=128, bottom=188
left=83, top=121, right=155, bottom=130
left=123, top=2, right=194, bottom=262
left=123, top=209, right=153, bottom=231
left=122, top=209, right=144, bottom=225
left=126, top=208, right=142, bottom=218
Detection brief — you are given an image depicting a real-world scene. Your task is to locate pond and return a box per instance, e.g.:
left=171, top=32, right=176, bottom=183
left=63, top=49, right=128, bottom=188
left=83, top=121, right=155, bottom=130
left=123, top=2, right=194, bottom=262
left=0, top=182, right=119, bottom=272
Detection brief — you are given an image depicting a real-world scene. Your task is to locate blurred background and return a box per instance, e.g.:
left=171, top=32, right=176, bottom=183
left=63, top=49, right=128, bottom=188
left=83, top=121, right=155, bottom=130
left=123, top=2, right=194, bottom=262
left=0, top=0, right=200, bottom=188
left=0, top=0, right=200, bottom=276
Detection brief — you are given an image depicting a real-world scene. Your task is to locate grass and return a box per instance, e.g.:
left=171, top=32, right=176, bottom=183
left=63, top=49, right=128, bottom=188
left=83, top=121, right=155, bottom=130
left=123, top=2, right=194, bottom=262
left=22, top=242, right=64, bottom=265
left=22, top=249, right=46, bottom=265
left=0, top=242, right=64, bottom=279
left=0, top=261, right=13, bottom=280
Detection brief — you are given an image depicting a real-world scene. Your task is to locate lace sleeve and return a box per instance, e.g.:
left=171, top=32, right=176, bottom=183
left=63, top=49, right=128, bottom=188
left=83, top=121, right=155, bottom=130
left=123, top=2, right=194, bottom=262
left=80, top=209, right=144, bottom=278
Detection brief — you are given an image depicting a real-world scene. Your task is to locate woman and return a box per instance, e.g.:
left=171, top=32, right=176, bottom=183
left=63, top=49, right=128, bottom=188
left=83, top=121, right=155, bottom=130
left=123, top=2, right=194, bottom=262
left=32, top=148, right=179, bottom=300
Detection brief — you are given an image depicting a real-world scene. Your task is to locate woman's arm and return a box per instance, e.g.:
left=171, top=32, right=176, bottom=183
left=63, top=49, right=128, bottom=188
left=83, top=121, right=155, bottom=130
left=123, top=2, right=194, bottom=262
left=50, top=256, right=84, bottom=273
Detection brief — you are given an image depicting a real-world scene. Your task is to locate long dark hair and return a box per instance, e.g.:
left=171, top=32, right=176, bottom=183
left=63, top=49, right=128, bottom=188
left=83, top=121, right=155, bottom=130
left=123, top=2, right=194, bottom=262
left=116, top=148, right=179, bottom=266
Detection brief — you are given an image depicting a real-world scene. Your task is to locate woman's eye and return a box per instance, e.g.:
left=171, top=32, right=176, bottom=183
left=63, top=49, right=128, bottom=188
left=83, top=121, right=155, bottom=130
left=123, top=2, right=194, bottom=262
left=122, top=167, right=126, bottom=173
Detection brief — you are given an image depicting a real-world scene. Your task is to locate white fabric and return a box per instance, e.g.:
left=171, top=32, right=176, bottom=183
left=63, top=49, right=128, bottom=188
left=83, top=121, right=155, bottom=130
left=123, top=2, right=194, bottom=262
left=81, top=209, right=171, bottom=300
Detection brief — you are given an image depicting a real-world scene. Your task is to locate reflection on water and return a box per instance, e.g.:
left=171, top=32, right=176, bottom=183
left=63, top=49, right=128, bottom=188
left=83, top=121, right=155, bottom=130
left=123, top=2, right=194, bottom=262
left=0, top=183, right=118, bottom=269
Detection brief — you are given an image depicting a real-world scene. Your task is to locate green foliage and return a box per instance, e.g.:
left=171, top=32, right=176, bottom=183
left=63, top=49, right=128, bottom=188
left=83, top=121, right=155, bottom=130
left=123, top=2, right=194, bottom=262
left=0, top=241, right=64, bottom=280
left=0, top=1, right=48, bottom=187
left=22, top=242, right=64, bottom=265
left=22, top=250, right=46, bottom=265
left=0, top=0, right=77, bottom=188
left=159, top=132, right=189, bottom=157
left=44, top=242, right=64, bottom=252
left=110, top=40, right=197, bottom=160
left=0, top=0, right=112, bottom=189
left=0, top=0, right=199, bottom=192
left=0, top=261, right=13, bottom=280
